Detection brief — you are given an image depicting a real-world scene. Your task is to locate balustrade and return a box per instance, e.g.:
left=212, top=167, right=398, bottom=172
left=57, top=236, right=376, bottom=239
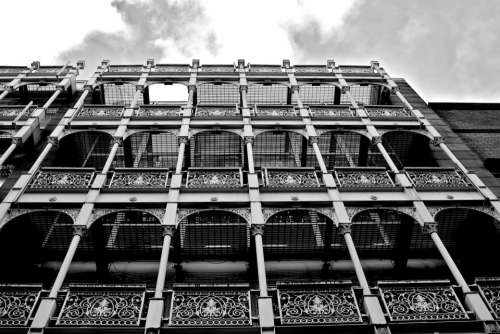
left=405, top=168, right=474, bottom=191
left=28, top=168, right=95, bottom=191
left=476, top=278, right=500, bottom=319
left=252, top=105, right=299, bottom=119
left=309, top=105, right=356, bottom=119
left=365, top=105, right=414, bottom=120
left=335, top=167, right=397, bottom=191
left=0, top=285, right=41, bottom=326
left=185, top=167, right=243, bottom=189
left=0, top=105, right=34, bottom=121
left=338, top=66, right=376, bottom=75
left=132, top=105, right=182, bottom=119
left=106, top=65, right=144, bottom=73
left=262, top=168, right=321, bottom=189
left=194, top=105, right=241, bottom=119
left=107, top=168, right=169, bottom=191
left=75, top=105, right=124, bottom=120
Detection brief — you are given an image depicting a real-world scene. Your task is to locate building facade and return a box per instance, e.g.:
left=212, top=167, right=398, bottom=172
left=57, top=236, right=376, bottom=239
left=0, top=59, right=499, bottom=334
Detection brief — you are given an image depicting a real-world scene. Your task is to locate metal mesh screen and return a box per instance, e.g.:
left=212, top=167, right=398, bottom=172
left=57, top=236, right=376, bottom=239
left=103, top=83, right=143, bottom=106
left=0, top=132, right=12, bottom=156
left=175, top=210, right=249, bottom=260
left=263, top=210, right=337, bottom=259
left=351, top=209, right=432, bottom=257
left=253, top=131, right=312, bottom=168
left=48, top=131, right=114, bottom=169
left=340, top=84, right=380, bottom=105
left=190, top=131, right=244, bottom=168
left=247, top=84, right=288, bottom=104
left=382, top=131, right=438, bottom=168
left=197, top=83, right=240, bottom=105
left=292, top=84, right=338, bottom=105
left=114, top=131, right=179, bottom=169
left=316, top=131, right=384, bottom=168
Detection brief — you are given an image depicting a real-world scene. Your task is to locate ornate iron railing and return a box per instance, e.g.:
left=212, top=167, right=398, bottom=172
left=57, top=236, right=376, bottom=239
left=169, top=285, right=252, bottom=327
left=294, top=65, right=329, bottom=74
left=252, top=105, right=299, bottom=119
left=185, top=168, right=243, bottom=189
left=132, top=105, right=182, bottom=119
left=309, top=105, right=356, bottom=119
left=75, top=105, right=124, bottom=120
left=338, top=66, right=375, bottom=75
left=152, top=64, right=190, bottom=73
left=0, top=105, right=35, bottom=121
left=365, top=106, right=414, bottom=120
left=263, top=168, right=321, bottom=189
left=0, top=67, right=28, bottom=74
left=476, top=278, right=500, bottom=319
left=56, top=285, right=145, bottom=326
left=194, top=105, right=241, bottom=119
left=334, top=167, right=397, bottom=191
left=200, top=65, right=235, bottom=73
left=0, top=285, right=41, bottom=326
left=378, top=281, right=468, bottom=322
left=277, top=282, right=362, bottom=325
left=107, top=65, right=143, bottom=73
left=28, top=168, right=95, bottom=191
left=405, top=168, right=475, bottom=191
left=107, top=168, right=169, bottom=191
left=247, top=65, right=283, bottom=74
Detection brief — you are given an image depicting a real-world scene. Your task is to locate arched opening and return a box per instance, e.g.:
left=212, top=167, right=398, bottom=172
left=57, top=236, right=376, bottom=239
left=0, top=211, right=74, bottom=284
left=253, top=131, right=313, bottom=168
left=115, top=131, right=179, bottom=169
left=45, top=131, right=114, bottom=169
left=382, top=131, right=440, bottom=168
left=435, top=208, right=500, bottom=280
left=189, top=131, right=245, bottom=168
left=317, top=131, right=384, bottom=168
left=351, top=209, right=438, bottom=280
left=172, top=210, right=250, bottom=283
left=146, top=83, right=188, bottom=104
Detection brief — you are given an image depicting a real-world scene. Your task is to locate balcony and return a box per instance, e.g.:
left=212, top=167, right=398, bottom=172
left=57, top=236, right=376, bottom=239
left=261, top=167, right=321, bottom=190
left=184, top=167, right=244, bottom=190
left=309, top=105, right=357, bottom=120
left=75, top=105, right=124, bottom=121
left=106, top=65, right=144, bottom=74
left=405, top=167, right=475, bottom=191
left=105, top=168, right=169, bottom=192
left=132, top=105, right=182, bottom=120
left=0, top=284, right=41, bottom=326
left=193, top=105, right=241, bottom=119
left=476, top=277, right=500, bottom=319
left=364, top=105, right=414, bottom=121
left=251, top=105, right=299, bottom=120
left=338, top=65, right=377, bottom=76
left=0, top=105, right=35, bottom=122
left=334, top=167, right=399, bottom=191
left=27, top=167, right=95, bottom=192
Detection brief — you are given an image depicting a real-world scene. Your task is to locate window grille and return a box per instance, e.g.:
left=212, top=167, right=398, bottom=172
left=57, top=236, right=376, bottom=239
left=253, top=131, right=313, bottom=168
left=292, top=84, right=338, bottom=105
left=197, top=83, right=240, bottom=105
left=103, top=83, right=143, bottom=106
left=382, top=131, right=438, bottom=168
left=340, top=84, right=381, bottom=105
left=190, top=131, right=244, bottom=168
left=247, top=84, right=288, bottom=104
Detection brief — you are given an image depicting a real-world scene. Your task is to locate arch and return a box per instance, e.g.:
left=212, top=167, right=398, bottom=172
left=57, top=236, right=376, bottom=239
left=47, top=131, right=114, bottom=169
left=435, top=208, right=500, bottom=278
left=316, top=130, right=384, bottom=168
left=263, top=209, right=337, bottom=259
left=197, top=81, right=240, bottom=105
left=173, top=210, right=250, bottom=260
left=253, top=130, right=313, bottom=168
left=381, top=130, right=439, bottom=168
left=350, top=208, right=433, bottom=259
left=146, top=83, right=188, bottom=104
left=0, top=210, right=74, bottom=281
left=189, top=130, right=245, bottom=168
left=115, top=130, right=179, bottom=169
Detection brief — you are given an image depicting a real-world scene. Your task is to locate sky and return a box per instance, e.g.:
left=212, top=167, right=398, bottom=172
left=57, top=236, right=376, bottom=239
left=1, top=0, right=499, bottom=102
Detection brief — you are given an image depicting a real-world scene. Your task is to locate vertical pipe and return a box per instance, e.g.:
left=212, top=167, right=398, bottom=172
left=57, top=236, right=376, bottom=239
left=0, top=144, right=17, bottom=166
left=254, top=232, right=268, bottom=297
left=430, top=232, right=471, bottom=293
left=344, top=232, right=371, bottom=295
left=49, top=234, right=81, bottom=298
left=154, top=234, right=172, bottom=298
left=102, top=142, right=119, bottom=173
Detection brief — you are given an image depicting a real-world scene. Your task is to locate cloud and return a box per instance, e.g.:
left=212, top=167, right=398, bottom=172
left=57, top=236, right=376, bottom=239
left=287, top=0, right=500, bottom=102
left=57, top=0, right=218, bottom=76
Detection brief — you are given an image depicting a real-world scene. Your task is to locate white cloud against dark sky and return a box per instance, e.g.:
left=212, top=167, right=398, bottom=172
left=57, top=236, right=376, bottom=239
left=1, top=0, right=498, bottom=102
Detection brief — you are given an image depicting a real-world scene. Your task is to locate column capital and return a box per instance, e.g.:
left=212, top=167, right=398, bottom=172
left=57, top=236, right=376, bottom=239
left=178, top=136, right=189, bottom=145
left=48, top=136, right=59, bottom=146
left=338, top=223, right=352, bottom=235
left=73, top=224, right=87, bottom=237
left=244, top=136, right=254, bottom=144
left=422, top=222, right=438, bottom=235
left=162, top=225, right=176, bottom=237
left=308, top=136, right=319, bottom=145
left=239, top=84, right=248, bottom=92
left=113, top=136, right=123, bottom=146
left=251, top=224, right=265, bottom=236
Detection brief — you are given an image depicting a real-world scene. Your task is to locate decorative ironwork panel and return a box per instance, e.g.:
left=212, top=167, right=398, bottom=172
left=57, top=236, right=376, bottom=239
left=309, top=106, right=355, bottom=118
left=201, top=65, right=235, bottom=73
left=109, top=170, right=169, bottom=189
left=37, top=66, right=62, bottom=73
left=57, top=289, right=145, bottom=326
left=29, top=169, right=94, bottom=190
left=339, top=66, right=375, bottom=74
left=248, top=65, right=283, bottom=73
left=365, top=106, right=413, bottom=119
left=379, top=284, right=468, bottom=321
left=195, top=105, right=240, bottom=118
left=186, top=169, right=242, bottom=188
left=0, top=286, right=41, bottom=326
left=107, top=65, right=143, bottom=73
left=405, top=168, right=474, bottom=191
left=264, top=169, right=320, bottom=188
left=335, top=168, right=395, bottom=190
left=477, top=278, right=500, bottom=319
left=294, top=66, right=329, bottom=73
left=169, top=288, right=251, bottom=326
left=253, top=105, right=298, bottom=118
left=277, top=284, right=362, bottom=325
left=153, top=64, right=190, bottom=73
left=0, top=106, right=33, bottom=120
left=0, top=67, right=27, bottom=74
left=76, top=106, right=124, bottom=119
left=133, top=105, right=181, bottom=118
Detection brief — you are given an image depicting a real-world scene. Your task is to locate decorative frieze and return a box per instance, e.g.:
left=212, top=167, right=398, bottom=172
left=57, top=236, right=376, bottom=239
left=335, top=168, right=396, bottom=190
left=379, top=282, right=468, bottom=322
left=57, top=287, right=145, bottom=326
left=0, top=285, right=41, bottom=326
left=76, top=106, right=124, bottom=120
left=263, top=168, right=320, bottom=188
left=186, top=168, right=243, bottom=188
left=29, top=169, right=94, bottom=191
left=169, top=287, right=251, bottom=326
left=277, top=282, right=362, bottom=325
left=108, top=169, right=169, bottom=189
left=405, top=168, right=474, bottom=191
